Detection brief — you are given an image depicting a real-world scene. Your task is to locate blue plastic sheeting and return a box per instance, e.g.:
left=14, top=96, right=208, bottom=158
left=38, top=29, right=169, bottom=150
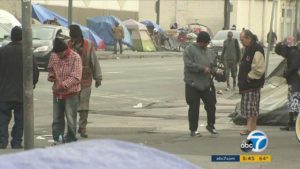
left=32, top=4, right=103, bottom=49
left=0, top=139, right=200, bottom=169
left=140, top=20, right=164, bottom=33
left=87, top=16, right=132, bottom=47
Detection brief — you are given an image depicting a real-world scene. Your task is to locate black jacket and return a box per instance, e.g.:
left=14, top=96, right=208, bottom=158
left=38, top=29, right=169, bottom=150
left=284, top=46, right=300, bottom=92
left=238, top=43, right=265, bottom=92
left=0, top=42, right=39, bottom=102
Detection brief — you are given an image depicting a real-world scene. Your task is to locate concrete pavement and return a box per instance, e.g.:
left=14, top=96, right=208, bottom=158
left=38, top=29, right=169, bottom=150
left=0, top=55, right=298, bottom=169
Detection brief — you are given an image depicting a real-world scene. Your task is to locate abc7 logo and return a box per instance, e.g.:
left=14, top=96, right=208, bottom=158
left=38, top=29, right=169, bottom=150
left=240, top=130, right=268, bottom=153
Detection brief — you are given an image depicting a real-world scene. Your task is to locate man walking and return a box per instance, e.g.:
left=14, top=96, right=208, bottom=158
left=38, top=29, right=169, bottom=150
left=221, top=31, right=241, bottom=90
left=113, top=22, right=124, bottom=54
left=183, top=31, right=223, bottom=137
left=0, top=26, right=39, bottom=149
left=275, top=43, right=300, bottom=131
left=238, top=30, right=266, bottom=135
left=68, top=25, right=102, bottom=138
left=48, top=38, right=82, bottom=143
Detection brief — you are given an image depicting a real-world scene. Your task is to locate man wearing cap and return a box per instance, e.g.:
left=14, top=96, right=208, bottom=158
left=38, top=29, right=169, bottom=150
left=0, top=26, right=39, bottom=149
left=68, top=24, right=102, bottom=138
left=113, top=22, right=124, bottom=54
left=48, top=38, right=82, bottom=143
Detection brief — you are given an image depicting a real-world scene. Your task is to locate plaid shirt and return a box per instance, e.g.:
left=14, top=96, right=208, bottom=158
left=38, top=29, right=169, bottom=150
left=48, top=50, right=82, bottom=99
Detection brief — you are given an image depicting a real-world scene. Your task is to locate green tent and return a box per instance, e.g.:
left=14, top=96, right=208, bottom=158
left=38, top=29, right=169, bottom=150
left=123, top=19, right=156, bottom=52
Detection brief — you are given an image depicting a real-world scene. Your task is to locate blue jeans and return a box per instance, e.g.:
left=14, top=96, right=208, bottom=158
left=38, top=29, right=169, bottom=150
left=52, top=95, right=79, bottom=142
left=0, top=102, right=23, bottom=147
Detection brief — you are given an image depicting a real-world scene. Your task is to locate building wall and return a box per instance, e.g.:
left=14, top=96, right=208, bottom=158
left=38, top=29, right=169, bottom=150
left=139, top=0, right=224, bottom=34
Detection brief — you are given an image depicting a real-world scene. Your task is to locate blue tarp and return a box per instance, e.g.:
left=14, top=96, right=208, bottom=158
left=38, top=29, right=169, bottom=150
left=140, top=20, right=164, bottom=33
left=32, top=4, right=104, bottom=49
left=0, top=140, right=200, bottom=169
left=87, top=16, right=132, bottom=47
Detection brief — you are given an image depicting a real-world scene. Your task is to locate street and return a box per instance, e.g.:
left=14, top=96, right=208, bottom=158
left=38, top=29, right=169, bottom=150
left=1, top=55, right=299, bottom=169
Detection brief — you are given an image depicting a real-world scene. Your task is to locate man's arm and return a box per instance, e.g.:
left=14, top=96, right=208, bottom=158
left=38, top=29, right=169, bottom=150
left=221, top=41, right=226, bottom=63
left=90, top=44, right=102, bottom=87
left=33, top=57, right=39, bottom=88
left=284, top=50, right=300, bottom=78
left=235, top=39, right=241, bottom=63
left=47, top=53, right=56, bottom=82
left=248, top=51, right=266, bottom=80
left=61, top=55, right=82, bottom=88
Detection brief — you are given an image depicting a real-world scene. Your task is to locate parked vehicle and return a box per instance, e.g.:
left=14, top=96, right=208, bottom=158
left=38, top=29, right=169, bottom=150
left=0, top=23, right=12, bottom=47
left=32, top=25, right=70, bottom=70
left=209, top=30, right=242, bottom=57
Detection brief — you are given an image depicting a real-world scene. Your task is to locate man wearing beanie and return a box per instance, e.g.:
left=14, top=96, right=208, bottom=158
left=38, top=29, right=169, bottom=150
left=68, top=24, right=102, bottom=138
left=48, top=38, right=82, bottom=143
left=0, top=26, right=39, bottom=149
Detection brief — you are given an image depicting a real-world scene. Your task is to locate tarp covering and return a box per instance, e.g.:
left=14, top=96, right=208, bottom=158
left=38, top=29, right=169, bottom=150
left=0, top=139, right=200, bottom=169
left=87, top=16, right=132, bottom=47
left=140, top=20, right=164, bottom=33
left=0, top=10, right=21, bottom=27
left=32, top=4, right=105, bottom=50
left=123, top=19, right=156, bottom=52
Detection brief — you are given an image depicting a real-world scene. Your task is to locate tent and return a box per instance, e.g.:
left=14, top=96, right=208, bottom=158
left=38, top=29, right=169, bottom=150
left=0, top=10, right=21, bottom=27
left=140, top=20, right=164, bottom=33
left=0, top=139, right=200, bottom=169
left=32, top=4, right=105, bottom=50
left=87, top=16, right=132, bottom=47
left=123, top=19, right=156, bottom=52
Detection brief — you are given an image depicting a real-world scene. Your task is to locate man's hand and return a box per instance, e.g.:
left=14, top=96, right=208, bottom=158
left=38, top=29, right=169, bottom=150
left=246, top=76, right=252, bottom=83
left=53, top=83, right=67, bottom=92
left=95, top=80, right=102, bottom=88
left=216, top=68, right=224, bottom=75
left=48, top=76, right=56, bottom=82
left=203, top=67, right=211, bottom=75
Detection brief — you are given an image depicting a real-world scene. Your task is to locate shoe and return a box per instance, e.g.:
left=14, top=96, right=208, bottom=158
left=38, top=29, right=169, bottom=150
left=280, top=126, right=295, bottom=131
left=206, top=125, right=218, bottom=134
left=11, top=144, right=23, bottom=149
left=80, top=133, right=88, bottom=138
left=240, top=130, right=251, bottom=135
left=190, top=131, right=202, bottom=137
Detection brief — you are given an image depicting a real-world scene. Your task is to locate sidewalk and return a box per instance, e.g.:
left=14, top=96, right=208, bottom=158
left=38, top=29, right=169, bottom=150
left=96, top=50, right=182, bottom=60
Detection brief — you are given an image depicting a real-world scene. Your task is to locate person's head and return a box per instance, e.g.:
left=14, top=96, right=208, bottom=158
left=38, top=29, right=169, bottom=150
left=240, top=29, right=258, bottom=47
left=196, top=31, right=211, bottom=48
left=227, top=31, right=233, bottom=40
left=11, top=26, right=22, bottom=42
left=115, top=22, right=119, bottom=27
left=53, top=38, right=68, bottom=59
left=275, top=42, right=289, bottom=58
left=69, top=24, right=83, bottom=43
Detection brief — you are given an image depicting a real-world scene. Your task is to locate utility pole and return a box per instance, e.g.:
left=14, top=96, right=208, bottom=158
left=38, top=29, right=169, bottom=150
left=265, top=0, right=277, bottom=77
left=22, top=0, right=34, bottom=150
left=68, top=0, right=73, bottom=26
left=294, top=0, right=299, bottom=40
left=224, top=0, right=230, bottom=29
left=155, top=0, right=160, bottom=25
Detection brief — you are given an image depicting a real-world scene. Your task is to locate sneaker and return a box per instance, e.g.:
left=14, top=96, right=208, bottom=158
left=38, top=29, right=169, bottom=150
left=190, top=131, right=202, bottom=137
left=280, top=126, right=295, bottom=131
left=206, top=125, right=218, bottom=134
left=80, top=133, right=88, bottom=138
left=11, top=144, right=23, bottom=149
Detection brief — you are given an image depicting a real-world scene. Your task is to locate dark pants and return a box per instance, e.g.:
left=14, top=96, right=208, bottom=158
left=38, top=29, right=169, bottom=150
left=288, top=112, right=299, bottom=127
left=185, top=84, right=217, bottom=132
left=114, top=40, right=123, bottom=54
left=224, top=61, right=237, bottom=87
left=0, top=102, right=23, bottom=147
left=52, top=95, right=79, bottom=142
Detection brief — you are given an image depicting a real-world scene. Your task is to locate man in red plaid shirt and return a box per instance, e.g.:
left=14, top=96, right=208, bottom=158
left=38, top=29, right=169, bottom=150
left=48, top=38, right=82, bottom=143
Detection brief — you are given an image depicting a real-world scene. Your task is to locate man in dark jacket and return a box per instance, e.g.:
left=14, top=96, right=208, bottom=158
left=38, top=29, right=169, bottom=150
left=0, top=26, right=39, bottom=149
left=238, top=30, right=266, bottom=135
left=183, top=32, right=223, bottom=137
left=275, top=43, right=300, bottom=131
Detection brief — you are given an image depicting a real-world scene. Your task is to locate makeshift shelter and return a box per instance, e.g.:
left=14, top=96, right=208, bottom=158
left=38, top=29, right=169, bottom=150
left=123, top=19, right=156, bottom=52
left=0, top=10, right=21, bottom=27
left=140, top=20, right=164, bottom=34
left=32, top=4, right=105, bottom=50
left=0, top=139, right=200, bottom=169
left=87, top=16, right=132, bottom=48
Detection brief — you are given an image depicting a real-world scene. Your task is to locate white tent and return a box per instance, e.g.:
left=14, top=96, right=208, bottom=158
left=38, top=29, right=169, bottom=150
left=0, top=10, right=21, bottom=27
